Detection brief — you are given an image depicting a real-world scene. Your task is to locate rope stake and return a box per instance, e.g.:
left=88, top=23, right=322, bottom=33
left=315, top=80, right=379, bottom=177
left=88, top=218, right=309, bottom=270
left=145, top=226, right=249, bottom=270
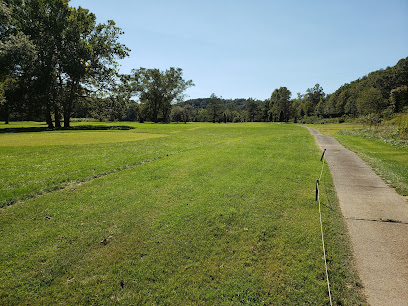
left=320, top=148, right=327, bottom=161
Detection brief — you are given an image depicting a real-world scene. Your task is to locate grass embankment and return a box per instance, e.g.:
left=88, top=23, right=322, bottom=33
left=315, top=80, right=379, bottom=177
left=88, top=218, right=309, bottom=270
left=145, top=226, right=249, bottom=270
left=0, top=123, right=365, bottom=304
left=309, top=123, right=408, bottom=196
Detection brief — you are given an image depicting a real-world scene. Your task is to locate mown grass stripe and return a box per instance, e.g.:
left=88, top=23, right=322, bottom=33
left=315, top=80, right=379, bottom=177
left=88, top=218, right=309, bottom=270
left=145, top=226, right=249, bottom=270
left=0, top=155, right=169, bottom=209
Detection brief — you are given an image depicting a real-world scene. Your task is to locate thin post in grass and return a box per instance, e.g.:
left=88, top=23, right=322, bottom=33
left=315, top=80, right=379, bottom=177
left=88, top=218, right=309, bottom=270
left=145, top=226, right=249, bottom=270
left=320, top=148, right=326, bottom=161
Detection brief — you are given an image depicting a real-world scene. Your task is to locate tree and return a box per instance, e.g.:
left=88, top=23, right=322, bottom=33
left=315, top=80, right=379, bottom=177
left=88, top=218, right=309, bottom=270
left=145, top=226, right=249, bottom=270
left=207, top=93, right=223, bottom=123
left=308, top=83, right=325, bottom=102
left=306, top=83, right=325, bottom=114
left=101, top=74, right=134, bottom=121
left=0, top=1, right=36, bottom=124
left=1, top=0, right=129, bottom=127
left=290, top=93, right=303, bottom=121
left=195, top=108, right=208, bottom=122
left=259, top=100, right=269, bottom=122
left=181, top=105, right=193, bottom=123
left=325, top=93, right=338, bottom=118
left=131, top=67, right=194, bottom=123
left=356, top=87, right=386, bottom=115
left=335, top=87, right=350, bottom=116
left=246, top=98, right=258, bottom=122
left=58, top=7, right=129, bottom=127
left=170, top=104, right=193, bottom=123
left=315, top=96, right=326, bottom=117
left=231, top=110, right=241, bottom=122
left=170, top=105, right=183, bottom=123
left=223, top=108, right=233, bottom=122
left=390, top=86, right=408, bottom=113
left=269, top=87, right=291, bottom=122
left=13, top=0, right=73, bottom=127
left=125, top=101, right=139, bottom=121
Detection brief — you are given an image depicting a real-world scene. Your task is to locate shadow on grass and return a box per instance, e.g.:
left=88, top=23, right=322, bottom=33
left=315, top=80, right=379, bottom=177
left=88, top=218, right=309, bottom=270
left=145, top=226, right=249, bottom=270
left=0, top=125, right=135, bottom=133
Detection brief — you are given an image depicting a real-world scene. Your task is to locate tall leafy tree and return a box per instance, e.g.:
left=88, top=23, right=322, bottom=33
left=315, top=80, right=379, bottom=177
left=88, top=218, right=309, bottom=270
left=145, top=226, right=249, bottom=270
left=181, top=104, right=194, bottom=123
left=306, top=83, right=325, bottom=106
left=170, top=105, right=183, bottom=123
left=304, top=83, right=325, bottom=116
left=246, top=98, right=258, bottom=122
left=315, top=96, right=326, bottom=117
left=207, top=93, right=223, bottom=123
left=61, top=9, right=129, bottom=127
left=269, top=87, right=291, bottom=122
left=325, top=92, right=338, bottom=118
left=13, top=0, right=72, bottom=127
left=259, top=100, right=269, bottom=122
left=356, top=87, right=386, bottom=115
left=390, top=86, right=408, bottom=113
left=0, top=1, right=35, bottom=123
left=131, top=68, right=194, bottom=123
left=1, top=0, right=129, bottom=127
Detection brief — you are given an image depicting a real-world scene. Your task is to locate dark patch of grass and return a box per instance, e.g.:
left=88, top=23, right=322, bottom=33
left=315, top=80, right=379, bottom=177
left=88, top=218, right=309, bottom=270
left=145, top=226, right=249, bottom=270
left=0, top=125, right=135, bottom=133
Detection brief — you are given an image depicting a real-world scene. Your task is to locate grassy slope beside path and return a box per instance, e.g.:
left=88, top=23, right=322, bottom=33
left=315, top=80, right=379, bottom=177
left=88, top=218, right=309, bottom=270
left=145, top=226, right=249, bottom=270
left=0, top=123, right=365, bottom=304
left=308, top=124, right=408, bottom=196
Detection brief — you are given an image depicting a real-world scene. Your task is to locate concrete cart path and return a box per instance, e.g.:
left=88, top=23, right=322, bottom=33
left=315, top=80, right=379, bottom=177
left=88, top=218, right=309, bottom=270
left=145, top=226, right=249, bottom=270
left=306, top=127, right=408, bottom=306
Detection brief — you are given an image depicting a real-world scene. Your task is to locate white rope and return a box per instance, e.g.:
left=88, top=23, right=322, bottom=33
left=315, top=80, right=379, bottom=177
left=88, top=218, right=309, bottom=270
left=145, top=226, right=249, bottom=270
left=317, top=151, right=333, bottom=306
left=319, top=152, right=325, bottom=181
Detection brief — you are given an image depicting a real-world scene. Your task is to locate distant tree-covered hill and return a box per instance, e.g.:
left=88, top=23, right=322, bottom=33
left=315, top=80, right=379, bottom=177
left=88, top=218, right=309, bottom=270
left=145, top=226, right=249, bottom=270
left=323, top=57, right=408, bottom=118
left=172, top=57, right=408, bottom=123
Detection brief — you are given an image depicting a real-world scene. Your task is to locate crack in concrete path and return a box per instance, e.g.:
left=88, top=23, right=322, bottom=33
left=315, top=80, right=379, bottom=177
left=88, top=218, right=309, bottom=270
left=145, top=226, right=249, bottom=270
left=306, top=127, right=408, bottom=306
left=346, top=217, right=408, bottom=225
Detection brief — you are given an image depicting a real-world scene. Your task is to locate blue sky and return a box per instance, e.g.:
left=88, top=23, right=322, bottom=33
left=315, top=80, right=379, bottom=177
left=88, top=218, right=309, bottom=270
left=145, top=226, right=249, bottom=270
left=70, top=0, right=408, bottom=100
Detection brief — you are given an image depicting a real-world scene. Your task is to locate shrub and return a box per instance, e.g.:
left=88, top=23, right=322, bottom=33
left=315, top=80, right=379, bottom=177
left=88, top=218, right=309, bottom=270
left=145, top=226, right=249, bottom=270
left=70, top=118, right=98, bottom=122
left=397, top=113, right=408, bottom=139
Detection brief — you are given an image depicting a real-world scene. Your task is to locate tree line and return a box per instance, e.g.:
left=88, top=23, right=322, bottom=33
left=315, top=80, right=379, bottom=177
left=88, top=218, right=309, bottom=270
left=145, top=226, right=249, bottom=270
left=1, top=0, right=407, bottom=125
left=176, top=57, right=408, bottom=124
left=0, top=0, right=193, bottom=126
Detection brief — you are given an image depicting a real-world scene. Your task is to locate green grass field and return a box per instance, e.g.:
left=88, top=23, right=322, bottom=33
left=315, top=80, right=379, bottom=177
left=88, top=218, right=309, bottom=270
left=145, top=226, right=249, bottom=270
left=309, top=123, right=408, bottom=196
left=0, top=122, right=365, bottom=304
